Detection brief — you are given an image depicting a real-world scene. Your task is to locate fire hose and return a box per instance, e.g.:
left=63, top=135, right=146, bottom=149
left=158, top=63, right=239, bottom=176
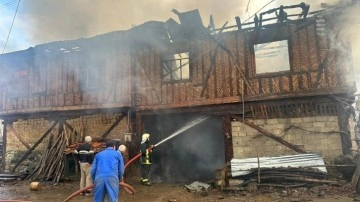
left=63, top=153, right=142, bottom=202
left=63, top=116, right=207, bottom=201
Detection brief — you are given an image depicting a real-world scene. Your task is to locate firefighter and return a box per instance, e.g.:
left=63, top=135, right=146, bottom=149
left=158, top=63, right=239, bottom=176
left=140, top=133, right=154, bottom=186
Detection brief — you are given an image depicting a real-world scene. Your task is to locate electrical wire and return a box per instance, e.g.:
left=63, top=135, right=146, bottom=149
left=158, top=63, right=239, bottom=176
left=2, top=0, right=21, bottom=54
left=244, top=0, right=276, bottom=23
left=245, top=0, right=251, bottom=18
left=0, top=0, right=18, bottom=10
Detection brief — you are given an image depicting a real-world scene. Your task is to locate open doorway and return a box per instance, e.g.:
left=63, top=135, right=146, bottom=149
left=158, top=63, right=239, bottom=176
left=143, top=113, right=225, bottom=183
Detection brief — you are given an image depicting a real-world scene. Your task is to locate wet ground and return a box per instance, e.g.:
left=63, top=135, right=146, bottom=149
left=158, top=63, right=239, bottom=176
left=0, top=176, right=358, bottom=202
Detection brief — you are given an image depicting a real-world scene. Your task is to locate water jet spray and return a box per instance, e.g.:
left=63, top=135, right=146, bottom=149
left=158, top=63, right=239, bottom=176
left=154, top=116, right=209, bottom=148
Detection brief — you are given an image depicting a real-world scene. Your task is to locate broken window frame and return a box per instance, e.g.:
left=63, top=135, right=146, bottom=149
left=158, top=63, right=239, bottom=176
left=161, top=52, right=191, bottom=82
left=250, top=25, right=292, bottom=77
left=253, top=39, right=291, bottom=75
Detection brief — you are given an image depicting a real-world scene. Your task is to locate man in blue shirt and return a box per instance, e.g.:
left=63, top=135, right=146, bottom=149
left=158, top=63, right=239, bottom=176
left=91, top=140, right=124, bottom=202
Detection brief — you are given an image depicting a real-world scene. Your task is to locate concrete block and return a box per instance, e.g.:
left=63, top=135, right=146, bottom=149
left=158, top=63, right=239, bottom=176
left=302, top=117, right=315, bottom=123
left=231, top=121, right=241, bottom=127
left=291, top=118, right=303, bottom=123
left=315, top=116, right=329, bottom=122
left=298, top=122, right=314, bottom=128
left=265, top=119, right=278, bottom=124
left=254, top=119, right=265, bottom=125
left=278, top=118, right=289, bottom=124
left=313, top=122, right=326, bottom=128
left=328, top=116, right=338, bottom=122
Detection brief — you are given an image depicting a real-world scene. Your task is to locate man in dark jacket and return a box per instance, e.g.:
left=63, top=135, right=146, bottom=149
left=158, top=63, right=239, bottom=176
left=140, top=133, right=154, bottom=186
left=91, top=139, right=124, bottom=202
left=75, top=135, right=94, bottom=195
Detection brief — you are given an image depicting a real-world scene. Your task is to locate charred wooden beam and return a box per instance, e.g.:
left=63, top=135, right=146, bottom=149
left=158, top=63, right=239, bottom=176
left=1, top=121, right=8, bottom=173
left=231, top=115, right=307, bottom=154
left=101, top=113, right=126, bottom=138
left=205, top=26, right=255, bottom=95
left=136, top=55, right=161, bottom=103
left=7, top=124, right=31, bottom=150
left=200, top=46, right=220, bottom=97
left=64, top=121, right=77, bottom=135
left=337, top=102, right=352, bottom=156
left=199, top=21, right=229, bottom=97
left=223, top=114, right=233, bottom=163
left=235, top=16, right=242, bottom=30
left=11, top=121, right=59, bottom=172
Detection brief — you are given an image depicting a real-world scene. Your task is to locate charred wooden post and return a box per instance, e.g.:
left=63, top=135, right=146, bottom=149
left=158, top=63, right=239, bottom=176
left=136, top=113, right=144, bottom=142
left=337, top=102, right=353, bottom=156
left=235, top=16, right=242, bottom=30
left=11, top=121, right=59, bottom=172
left=1, top=121, right=8, bottom=173
left=223, top=114, right=233, bottom=163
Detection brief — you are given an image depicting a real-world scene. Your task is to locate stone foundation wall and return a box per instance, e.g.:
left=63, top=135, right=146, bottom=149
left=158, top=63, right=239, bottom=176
left=232, top=116, right=343, bottom=163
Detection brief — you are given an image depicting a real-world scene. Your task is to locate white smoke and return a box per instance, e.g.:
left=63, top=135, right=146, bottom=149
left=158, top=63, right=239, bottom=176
left=0, top=0, right=342, bottom=53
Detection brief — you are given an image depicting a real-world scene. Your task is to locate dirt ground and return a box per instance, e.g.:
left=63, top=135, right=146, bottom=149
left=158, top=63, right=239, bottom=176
left=0, top=176, right=358, bottom=202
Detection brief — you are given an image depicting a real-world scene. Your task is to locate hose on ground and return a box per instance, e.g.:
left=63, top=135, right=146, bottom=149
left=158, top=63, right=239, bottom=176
left=63, top=153, right=141, bottom=202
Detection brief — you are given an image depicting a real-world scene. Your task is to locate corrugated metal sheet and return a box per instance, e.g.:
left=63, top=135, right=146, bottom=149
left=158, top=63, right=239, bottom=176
left=231, top=153, right=327, bottom=177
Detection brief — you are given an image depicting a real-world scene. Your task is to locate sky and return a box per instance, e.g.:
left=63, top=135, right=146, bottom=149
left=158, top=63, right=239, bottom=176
left=0, top=0, right=341, bottom=53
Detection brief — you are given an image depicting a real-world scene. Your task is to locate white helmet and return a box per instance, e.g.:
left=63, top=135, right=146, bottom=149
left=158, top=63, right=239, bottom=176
left=118, top=144, right=126, bottom=153
left=141, top=133, right=150, bottom=143
left=84, top=136, right=92, bottom=143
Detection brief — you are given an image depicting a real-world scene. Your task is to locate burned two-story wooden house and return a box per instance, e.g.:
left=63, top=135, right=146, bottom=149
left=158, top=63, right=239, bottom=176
left=0, top=2, right=357, bottom=182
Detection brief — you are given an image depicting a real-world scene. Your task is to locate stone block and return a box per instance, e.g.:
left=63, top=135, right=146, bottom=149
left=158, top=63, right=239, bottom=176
left=254, top=119, right=265, bottom=125
left=328, top=116, right=338, bottom=122
left=313, top=122, right=326, bottom=128
left=291, top=118, right=303, bottom=123
left=315, top=116, right=329, bottom=122
left=265, top=119, right=278, bottom=124
left=302, top=117, right=315, bottom=123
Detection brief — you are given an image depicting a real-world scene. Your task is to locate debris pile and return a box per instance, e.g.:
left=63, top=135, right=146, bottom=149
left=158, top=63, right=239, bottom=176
left=63, top=141, right=106, bottom=154
left=228, top=154, right=335, bottom=189
left=238, top=167, right=336, bottom=188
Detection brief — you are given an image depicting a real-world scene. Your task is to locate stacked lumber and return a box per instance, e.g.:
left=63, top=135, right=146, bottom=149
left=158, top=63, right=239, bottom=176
left=27, top=132, right=68, bottom=183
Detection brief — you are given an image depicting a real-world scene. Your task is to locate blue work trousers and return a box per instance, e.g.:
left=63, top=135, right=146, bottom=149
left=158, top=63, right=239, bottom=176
left=93, top=175, right=119, bottom=202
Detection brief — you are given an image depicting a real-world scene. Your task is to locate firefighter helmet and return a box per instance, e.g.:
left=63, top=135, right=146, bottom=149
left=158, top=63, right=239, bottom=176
left=141, top=133, right=150, bottom=143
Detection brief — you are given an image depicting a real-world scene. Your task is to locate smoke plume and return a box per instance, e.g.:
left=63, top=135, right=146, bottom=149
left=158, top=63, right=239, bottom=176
left=1, top=0, right=339, bottom=52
